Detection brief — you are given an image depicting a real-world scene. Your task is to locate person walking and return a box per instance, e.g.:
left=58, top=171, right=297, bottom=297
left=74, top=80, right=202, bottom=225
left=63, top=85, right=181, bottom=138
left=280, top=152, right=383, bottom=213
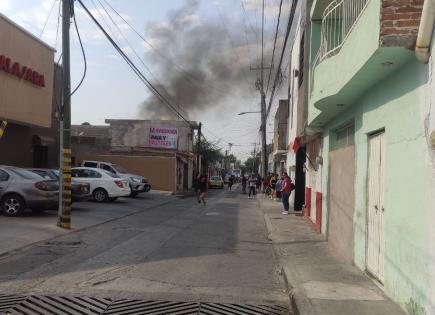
left=228, top=174, right=235, bottom=191
left=198, top=170, right=208, bottom=205
left=281, top=173, right=294, bottom=215
left=248, top=173, right=257, bottom=199
left=241, top=172, right=247, bottom=194
left=275, top=175, right=283, bottom=201
left=270, top=174, right=277, bottom=200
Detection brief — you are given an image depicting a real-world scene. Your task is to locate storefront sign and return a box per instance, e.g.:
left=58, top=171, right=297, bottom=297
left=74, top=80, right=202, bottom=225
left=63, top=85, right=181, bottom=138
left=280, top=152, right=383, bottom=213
left=149, top=127, right=178, bottom=149
left=0, top=54, right=45, bottom=87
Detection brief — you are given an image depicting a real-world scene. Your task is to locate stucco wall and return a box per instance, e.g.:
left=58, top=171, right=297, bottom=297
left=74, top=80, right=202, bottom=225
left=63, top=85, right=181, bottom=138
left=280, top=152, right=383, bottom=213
left=0, top=14, right=54, bottom=128
left=320, top=58, right=432, bottom=313
left=74, top=153, right=176, bottom=192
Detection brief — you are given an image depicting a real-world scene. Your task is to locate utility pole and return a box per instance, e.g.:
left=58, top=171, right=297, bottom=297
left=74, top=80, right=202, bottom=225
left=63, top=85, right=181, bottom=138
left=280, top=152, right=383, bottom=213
left=58, top=0, right=72, bottom=229
left=252, top=142, right=257, bottom=172
left=249, top=0, right=268, bottom=180
left=196, top=122, right=202, bottom=174
left=0, top=120, right=7, bottom=140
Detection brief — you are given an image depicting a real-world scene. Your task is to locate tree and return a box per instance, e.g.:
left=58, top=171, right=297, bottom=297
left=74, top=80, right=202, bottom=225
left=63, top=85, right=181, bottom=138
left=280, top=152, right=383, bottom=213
left=243, top=153, right=260, bottom=174
left=195, top=136, right=224, bottom=168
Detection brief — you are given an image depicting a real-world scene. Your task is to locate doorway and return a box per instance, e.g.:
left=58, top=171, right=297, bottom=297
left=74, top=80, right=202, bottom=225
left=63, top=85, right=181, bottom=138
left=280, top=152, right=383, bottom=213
left=366, top=131, right=385, bottom=282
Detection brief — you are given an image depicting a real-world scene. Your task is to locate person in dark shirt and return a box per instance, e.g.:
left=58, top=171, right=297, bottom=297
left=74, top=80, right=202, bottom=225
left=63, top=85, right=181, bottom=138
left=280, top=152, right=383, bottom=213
left=198, top=171, right=208, bottom=205
left=228, top=175, right=235, bottom=191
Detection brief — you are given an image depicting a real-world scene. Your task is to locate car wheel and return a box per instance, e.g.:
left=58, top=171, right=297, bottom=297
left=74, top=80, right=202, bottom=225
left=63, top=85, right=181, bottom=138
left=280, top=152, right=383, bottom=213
left=1, top=194, right=25, bottom=217
left=130, top=190, right=138, bottom=198
left=93, top=188, right=109, bottom=202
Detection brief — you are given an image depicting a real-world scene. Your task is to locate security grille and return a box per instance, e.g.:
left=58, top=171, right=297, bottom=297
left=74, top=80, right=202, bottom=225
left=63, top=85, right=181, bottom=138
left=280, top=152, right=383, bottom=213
left=0, top=295, right=290, bottom=315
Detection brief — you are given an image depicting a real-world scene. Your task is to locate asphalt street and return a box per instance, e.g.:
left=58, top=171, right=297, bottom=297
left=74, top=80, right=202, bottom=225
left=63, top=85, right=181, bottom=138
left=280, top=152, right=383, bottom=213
left=0, top=188, right=289, bottom=308
left=0, top=192, right=173, bottom=256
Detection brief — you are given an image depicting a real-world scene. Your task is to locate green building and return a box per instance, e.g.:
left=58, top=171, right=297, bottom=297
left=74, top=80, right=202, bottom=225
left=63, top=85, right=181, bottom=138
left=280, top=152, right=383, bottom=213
left=306, top=0, right=435, bottom=313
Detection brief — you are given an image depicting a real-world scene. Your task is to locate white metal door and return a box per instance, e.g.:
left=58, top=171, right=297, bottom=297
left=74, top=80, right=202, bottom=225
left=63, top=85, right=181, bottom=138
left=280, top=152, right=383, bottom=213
left=367, top=132, right=385, bottom=282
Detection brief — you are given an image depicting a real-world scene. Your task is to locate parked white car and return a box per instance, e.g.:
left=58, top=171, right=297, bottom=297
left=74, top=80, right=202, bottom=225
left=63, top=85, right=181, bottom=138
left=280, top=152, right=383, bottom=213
left=71, top=167, right=130, bottom=202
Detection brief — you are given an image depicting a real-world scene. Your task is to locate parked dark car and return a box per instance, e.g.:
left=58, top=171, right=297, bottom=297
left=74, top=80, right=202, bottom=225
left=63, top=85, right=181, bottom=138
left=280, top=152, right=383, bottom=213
left=28, top=168, right=91, bottom=202
left=0, top=166, right=59, bottom=216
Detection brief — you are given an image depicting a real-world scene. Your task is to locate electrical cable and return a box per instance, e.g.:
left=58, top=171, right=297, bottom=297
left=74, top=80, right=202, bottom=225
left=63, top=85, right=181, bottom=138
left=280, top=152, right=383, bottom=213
left=54, top=0, right=62, bottom=50
left=94, top=0, right=189, bottom=119
left=265, top=0, right=283, bottom=96
left=70, top=11, right=87, bottom=97
left=40, top=0, right=58, bottom=38
left=101, top=0, right=254, bottom=100
left=266, top=0, right=298, bottom=120
left=75, top=0, right=191, bottom=125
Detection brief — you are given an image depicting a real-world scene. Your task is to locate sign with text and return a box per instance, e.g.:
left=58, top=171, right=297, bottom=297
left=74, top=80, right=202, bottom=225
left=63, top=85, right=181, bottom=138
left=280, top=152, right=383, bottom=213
left=149, top=127, right=178, bottom=149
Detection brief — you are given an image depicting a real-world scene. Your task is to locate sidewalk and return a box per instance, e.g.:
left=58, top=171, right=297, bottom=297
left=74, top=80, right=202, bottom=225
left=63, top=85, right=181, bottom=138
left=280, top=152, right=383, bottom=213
left=259, top=195, right=405, bottom=315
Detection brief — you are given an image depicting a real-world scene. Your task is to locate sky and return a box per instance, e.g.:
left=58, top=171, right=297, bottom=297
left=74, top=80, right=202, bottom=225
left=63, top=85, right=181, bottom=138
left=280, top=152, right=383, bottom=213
left=0, top=0, right=293, bottom=160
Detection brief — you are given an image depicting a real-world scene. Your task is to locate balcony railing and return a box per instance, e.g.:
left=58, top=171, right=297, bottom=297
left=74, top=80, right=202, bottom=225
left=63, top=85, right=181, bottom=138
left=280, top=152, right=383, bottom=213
left=313, top=0, right=371, bottom=67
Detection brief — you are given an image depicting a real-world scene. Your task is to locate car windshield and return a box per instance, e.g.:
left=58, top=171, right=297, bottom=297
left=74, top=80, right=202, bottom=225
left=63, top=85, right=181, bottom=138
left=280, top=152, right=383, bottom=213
left=112, top=164, right=128, bottom=173
left=10, top=168, right=44, bottom=180
left=53, top=170, right=60, bottom=177
left=211, top=176, right=221, bottom=180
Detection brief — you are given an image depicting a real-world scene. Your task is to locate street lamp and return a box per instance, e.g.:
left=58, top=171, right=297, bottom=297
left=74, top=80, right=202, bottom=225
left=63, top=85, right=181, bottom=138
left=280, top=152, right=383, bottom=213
left=238, top=111, right=261, bottom=115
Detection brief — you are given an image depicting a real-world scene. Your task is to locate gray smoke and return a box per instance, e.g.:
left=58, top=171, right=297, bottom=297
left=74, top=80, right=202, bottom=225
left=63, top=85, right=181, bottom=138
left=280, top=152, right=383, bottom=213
left=139, top=0, right=268, bottom=120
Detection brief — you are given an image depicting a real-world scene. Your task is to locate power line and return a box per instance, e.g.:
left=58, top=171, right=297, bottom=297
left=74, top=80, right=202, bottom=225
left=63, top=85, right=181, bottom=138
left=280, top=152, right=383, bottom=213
left=266, top=0, right=298, bottom=119
left=213, top=3, right=253, bottom=89
left=75, top=0, right=191, bottom=125
left=94, top=0, right=189, bottom=119
left=40, top=0, right=57, bottom=38
left=265, top=0, right=284, bottom=96
left=54, top=0, right=61, bottom=50
left=70, top=11, right=87, bottom=97
left=100, top=0, right=254, bottom=100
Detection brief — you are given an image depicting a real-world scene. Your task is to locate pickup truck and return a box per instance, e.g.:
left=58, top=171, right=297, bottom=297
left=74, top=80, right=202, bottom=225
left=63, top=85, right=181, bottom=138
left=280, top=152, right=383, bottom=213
left=81, top=160, right=151, bottom=197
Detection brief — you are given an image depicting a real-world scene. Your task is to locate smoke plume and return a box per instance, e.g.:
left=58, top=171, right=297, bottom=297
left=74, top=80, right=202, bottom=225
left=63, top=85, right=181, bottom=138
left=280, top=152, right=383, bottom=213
left=139, top=0, right=270, bottom=120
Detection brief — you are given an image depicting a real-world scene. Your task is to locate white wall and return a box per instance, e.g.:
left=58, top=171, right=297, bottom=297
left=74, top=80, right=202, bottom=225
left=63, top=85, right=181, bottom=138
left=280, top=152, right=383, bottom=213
left=286, top=19, right=303, bottom=173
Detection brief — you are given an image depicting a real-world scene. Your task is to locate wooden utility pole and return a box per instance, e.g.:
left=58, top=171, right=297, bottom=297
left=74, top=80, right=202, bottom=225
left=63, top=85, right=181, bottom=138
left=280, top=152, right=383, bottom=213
left=196, top=122, right=202, bottom=174
left=0, top=120, right=7, bottom=140
left=58, top=0, right=72, bottom=229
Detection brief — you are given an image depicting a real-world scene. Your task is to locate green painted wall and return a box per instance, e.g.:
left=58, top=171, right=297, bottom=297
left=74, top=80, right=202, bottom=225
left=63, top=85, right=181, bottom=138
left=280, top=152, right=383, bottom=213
left=308, top=0, right=381, bottom=126
left=320, top=59, right=431, bottom=314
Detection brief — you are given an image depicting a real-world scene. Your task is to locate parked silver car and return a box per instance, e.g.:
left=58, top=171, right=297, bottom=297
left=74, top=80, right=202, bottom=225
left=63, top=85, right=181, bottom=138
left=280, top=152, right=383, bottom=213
left=0, top=166, right=59, bottom=216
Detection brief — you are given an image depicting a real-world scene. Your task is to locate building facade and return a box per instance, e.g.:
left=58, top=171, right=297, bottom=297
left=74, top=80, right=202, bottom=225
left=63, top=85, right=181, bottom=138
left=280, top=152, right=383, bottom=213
left=72, top=120, right=197, bottom=193
left=0, top=13, right=57, bottom=168
left=307, top=0, right=435, bottom=313
left=272, top=100, right=289, bottom=174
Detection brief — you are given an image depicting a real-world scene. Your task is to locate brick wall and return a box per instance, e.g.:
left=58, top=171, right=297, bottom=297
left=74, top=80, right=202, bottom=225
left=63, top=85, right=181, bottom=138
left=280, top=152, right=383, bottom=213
left=380, top=0, right=424, bottom=48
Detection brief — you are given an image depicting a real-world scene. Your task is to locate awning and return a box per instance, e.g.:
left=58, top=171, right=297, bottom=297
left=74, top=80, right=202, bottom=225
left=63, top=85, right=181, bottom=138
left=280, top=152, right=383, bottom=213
left=33, top=135, right=56, bottom=146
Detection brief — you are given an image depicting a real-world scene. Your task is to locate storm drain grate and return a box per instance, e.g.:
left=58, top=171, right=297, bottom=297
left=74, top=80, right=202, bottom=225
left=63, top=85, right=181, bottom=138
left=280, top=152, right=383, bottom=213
left=104, top=300, right=199, bottom=315
left=0, top=296, right=290, bottom=315
left=199, top=303, right=289, bottom=315
left=0, top=294, right=26, bottom=313
left=6, top=295, right=112, bottom=315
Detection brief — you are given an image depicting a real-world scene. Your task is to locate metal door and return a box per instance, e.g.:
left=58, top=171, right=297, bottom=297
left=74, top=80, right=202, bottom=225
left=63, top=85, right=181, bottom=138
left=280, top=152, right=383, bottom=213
left=367, top=132, right=385, bottom=282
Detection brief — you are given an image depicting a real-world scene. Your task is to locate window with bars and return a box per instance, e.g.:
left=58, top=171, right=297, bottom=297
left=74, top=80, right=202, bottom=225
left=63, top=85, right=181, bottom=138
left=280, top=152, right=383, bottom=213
left=334, top=123, right=355, bottom=150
